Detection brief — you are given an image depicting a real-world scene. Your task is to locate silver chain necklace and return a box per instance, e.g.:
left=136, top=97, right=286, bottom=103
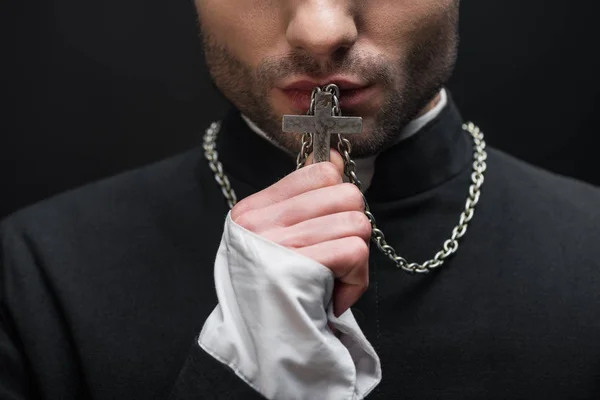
left=203, top=88, right=488, bottom=275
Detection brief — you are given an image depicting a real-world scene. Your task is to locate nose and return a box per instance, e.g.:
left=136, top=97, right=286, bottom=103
left=286, top=1, right=358, bottom=61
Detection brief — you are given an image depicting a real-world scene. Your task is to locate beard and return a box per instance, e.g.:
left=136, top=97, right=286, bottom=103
left=199, top=13, right=458, bottom=159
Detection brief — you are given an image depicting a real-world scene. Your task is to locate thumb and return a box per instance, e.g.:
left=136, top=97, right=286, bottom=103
left=305, top=149, right=345, bottom=176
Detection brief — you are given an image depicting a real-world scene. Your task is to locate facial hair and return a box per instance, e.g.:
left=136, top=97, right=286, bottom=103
left=199, top=10, right=458, bottom=158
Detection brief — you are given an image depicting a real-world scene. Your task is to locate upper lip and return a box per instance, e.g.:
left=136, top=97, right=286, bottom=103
left=281, top=78, right=369, bottom=91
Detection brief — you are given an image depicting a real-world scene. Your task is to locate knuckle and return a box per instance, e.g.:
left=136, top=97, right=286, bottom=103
left=357, top=275, right=370, bottom=295
left=346, top=211, right=372, bottom=239
left=346, top=237, right=370, bottom=292
left=341, top=183, right=365, bottom=210
left=347, top=236, right=370, bottom=265
left=311, top=162, right=342, bottom=186
left=360, top=279, right=370, bottom=294
left=233, top=210, right=258, bottom=232
left=231, top=199, right=251, bottom=221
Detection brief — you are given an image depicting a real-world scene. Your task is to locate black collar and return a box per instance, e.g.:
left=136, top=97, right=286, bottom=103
left=215, top=93, right=471, bottom=203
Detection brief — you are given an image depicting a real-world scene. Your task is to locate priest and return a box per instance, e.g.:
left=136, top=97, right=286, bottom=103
left=2, top=0, right=600, bottom=399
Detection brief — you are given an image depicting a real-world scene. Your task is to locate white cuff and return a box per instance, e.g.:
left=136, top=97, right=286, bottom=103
left=199, top=212, right=381, bottom=400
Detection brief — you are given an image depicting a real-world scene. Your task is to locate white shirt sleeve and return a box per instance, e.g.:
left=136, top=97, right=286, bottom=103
left=199, top=212, right=381, bottom=400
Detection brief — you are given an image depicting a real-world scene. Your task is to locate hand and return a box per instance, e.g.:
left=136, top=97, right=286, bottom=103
left=231, top=150, right=371, bottom=317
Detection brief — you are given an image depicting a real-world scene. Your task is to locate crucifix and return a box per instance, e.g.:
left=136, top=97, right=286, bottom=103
left=282, top=88, right=363, bottom=163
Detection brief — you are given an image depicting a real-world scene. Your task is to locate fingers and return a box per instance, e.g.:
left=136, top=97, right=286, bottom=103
left=228, top=146, right=367, bottom=318
left=231, top=149, right=345, bottom=222
left=332, top=282, right=365, bottom=319
left=296, top=236, right=369, bottom=288
left=236, top=183, right=364, bottom=232
left=295, top=236, right=369, bottom=317
left=306, top=149, right=345, bottom=174
left=231, top=160, right=343, bottom=222
left=261, top=211, right=372, bottom=248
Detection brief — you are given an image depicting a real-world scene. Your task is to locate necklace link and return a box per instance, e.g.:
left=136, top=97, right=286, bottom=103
left=203, top=96, right=487, bottom=275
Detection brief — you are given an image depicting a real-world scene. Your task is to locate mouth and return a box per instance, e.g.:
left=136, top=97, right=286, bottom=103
left=278, top=78, right=376, bottom=112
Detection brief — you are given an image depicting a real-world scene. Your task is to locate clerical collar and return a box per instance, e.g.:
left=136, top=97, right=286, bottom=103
left=241, top=89, right=448, bottom=191
left=215, top=90, right=470, bottom=203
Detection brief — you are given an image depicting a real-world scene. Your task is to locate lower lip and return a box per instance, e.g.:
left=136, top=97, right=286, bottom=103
left=280, top=86, right=376, bottom=111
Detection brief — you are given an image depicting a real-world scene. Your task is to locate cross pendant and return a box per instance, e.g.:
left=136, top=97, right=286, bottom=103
left=282, top=90, right=363, bottom=163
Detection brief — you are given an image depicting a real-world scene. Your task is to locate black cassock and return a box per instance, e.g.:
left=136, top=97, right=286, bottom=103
left=2, top=96, right=600, bottom=399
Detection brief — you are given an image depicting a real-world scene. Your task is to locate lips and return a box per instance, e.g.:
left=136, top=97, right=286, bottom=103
left=283, top=79, right=367, bottom=92
left=279, top=79, right=375, bottom=111
left=281, top=89, right=315, bottom=110
left=281, top=86, right=375, bottom=113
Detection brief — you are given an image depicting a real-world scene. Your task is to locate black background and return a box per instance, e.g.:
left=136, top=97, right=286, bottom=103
left=2, top=0, right=599, bottom=219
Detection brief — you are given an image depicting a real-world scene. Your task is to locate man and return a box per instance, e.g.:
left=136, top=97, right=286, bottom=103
left=1, top=0, right=599, bottom=399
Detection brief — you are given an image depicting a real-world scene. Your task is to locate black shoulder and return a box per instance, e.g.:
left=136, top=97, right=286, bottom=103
left=1, top=148, right=204, bottom=239
left=489, top=148, right=600, bottom=204
left=485, top=148, right=600, bottom=238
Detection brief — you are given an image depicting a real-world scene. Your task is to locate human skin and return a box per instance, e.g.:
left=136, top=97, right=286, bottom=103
left=196, top=0, right=460, bottom=316
left=196, top=0, right=459, bottom=157
left=231, top=150, right=369, bottom=317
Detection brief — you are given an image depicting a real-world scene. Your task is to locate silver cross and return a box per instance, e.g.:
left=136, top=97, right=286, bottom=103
left=282, top=90, right=363, bottom=163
